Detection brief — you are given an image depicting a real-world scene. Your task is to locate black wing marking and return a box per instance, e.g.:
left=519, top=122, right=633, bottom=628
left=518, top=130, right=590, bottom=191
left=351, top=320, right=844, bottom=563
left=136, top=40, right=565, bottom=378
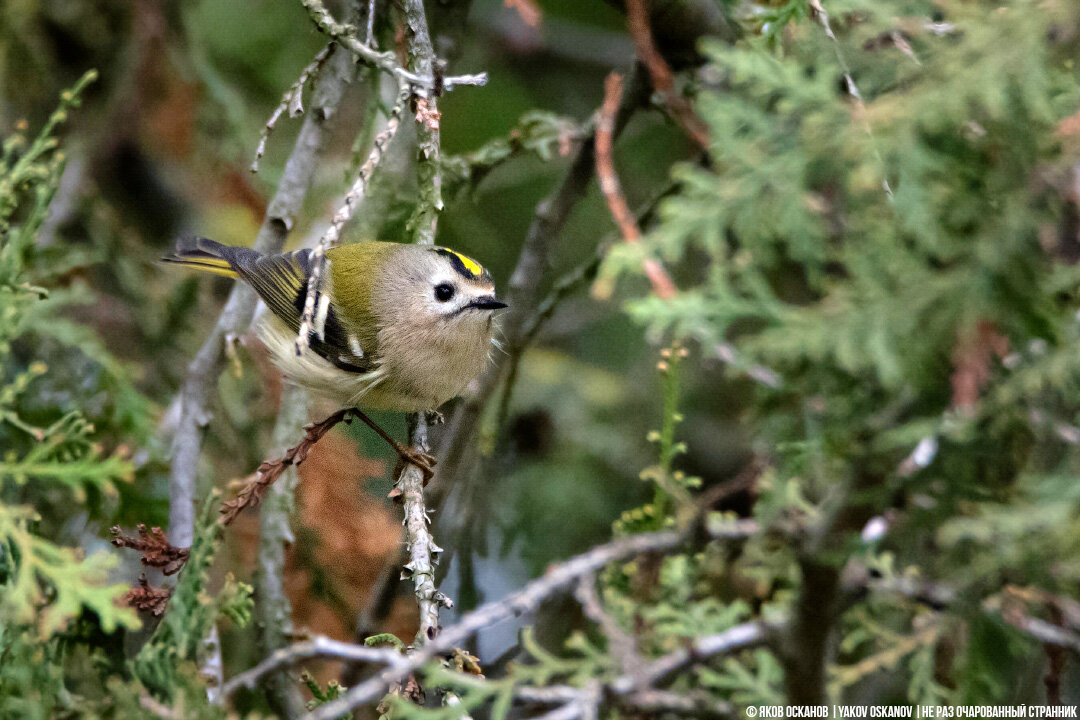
left=175, top=238, right=373, bottom=373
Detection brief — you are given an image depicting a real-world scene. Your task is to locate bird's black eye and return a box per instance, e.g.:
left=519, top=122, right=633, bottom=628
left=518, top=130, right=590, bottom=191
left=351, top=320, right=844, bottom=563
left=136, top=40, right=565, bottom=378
left=434, top=283, right=455, bottom=302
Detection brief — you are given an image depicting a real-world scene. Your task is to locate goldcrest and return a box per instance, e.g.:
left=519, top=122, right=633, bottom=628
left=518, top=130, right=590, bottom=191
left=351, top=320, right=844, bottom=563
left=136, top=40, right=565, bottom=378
left=165, top=237, right=507, bottom=412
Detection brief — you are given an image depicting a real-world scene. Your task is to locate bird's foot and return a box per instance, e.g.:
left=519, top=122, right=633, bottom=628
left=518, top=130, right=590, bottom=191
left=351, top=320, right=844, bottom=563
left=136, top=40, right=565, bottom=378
left=425, top=410, right=445, bottom=426
left=393, top=442, right=437, bottom=484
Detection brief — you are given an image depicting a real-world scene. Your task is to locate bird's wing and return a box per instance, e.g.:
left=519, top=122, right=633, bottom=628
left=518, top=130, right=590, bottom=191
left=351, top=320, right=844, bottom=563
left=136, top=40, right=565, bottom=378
left=165, top=237, right=375, bottom=373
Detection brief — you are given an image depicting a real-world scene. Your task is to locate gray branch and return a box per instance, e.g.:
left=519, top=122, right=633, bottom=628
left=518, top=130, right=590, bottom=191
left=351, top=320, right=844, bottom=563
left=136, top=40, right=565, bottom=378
left=303, top=520, right=758, bottom=720
left=166, top=40, right=356, bottom=547
left=221, top=635, right=408, bottom=698
left=256, top=384, right=311, bottom=718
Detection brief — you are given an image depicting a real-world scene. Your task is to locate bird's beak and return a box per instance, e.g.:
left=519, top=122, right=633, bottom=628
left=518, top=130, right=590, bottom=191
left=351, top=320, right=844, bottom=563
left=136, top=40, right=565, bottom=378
left=467, top=296, right=509, bottom=311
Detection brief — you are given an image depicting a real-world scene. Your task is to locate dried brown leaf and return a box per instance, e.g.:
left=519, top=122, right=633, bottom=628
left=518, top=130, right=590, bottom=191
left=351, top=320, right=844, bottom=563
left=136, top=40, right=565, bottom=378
left=125, top=575, right=172, bottom=616
left=110, top=524, right=190, bottom=575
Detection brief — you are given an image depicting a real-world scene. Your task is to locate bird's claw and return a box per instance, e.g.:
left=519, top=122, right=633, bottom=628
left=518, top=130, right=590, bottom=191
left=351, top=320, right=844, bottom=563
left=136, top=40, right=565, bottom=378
left=394, top=442, right=437, bottom=483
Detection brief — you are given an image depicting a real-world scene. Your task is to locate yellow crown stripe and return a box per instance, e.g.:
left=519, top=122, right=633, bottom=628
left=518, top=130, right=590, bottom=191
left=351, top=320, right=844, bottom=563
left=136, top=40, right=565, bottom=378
left=436, top=247, right=486, bottom=278
left=450, top=250, right=483, bottom=277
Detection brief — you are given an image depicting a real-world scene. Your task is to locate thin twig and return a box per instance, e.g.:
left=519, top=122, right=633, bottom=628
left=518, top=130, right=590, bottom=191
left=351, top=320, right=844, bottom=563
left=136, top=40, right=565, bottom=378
left=712, top=341, right=782, bottom=389
left=595, top=72, right=677, bottom=300
left=220, top=408, right=355, bottom=525
left=303, top=521, right=758, bottom=720
left=574, top=573, right=644, bottom=676
left=512, top=621, right=764, bottom=720
left=251, top=43, right=336, bottom=174
left=365, top=0, right=376, bottom=46
left=300, top=0, right=486, bottom=92
left=624, top=0, right=709, bottom=148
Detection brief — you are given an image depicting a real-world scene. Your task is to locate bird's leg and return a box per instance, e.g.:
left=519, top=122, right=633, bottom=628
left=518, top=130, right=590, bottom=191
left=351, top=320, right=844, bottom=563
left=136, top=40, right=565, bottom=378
left=348, top=408, right=436, bottom=482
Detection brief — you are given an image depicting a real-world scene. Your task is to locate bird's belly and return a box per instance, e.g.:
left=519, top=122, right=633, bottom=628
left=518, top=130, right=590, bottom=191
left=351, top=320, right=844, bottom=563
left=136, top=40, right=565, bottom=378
left=259, top=316, right=491, bottom=412
left=378, top=339, right=490, bottom=410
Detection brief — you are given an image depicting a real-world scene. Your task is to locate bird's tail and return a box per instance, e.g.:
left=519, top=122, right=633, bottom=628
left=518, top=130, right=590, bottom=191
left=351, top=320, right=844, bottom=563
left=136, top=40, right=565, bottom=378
left=162, top=236, right=255, bottom=278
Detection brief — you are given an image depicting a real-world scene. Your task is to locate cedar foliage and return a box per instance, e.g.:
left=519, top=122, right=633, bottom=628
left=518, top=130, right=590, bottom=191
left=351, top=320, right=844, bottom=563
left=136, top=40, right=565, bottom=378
left=0, top=75, right=249, bottom=720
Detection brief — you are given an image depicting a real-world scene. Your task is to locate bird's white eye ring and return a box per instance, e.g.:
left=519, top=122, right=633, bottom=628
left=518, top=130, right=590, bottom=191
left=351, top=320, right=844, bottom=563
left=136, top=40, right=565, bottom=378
left=434, top=283, right=455, bottom=302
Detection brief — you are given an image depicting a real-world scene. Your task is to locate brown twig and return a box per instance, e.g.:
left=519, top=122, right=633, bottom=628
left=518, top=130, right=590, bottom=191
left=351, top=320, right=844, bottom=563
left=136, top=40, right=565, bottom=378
left=624, top=0, right=709, bottom=148
left=594, top=72, right=677, bottom=300
left=1045, top=604, right=1066, bottom=705
left=110, top=524, right=190, bottom=575
left=220, top=408, right=354, bottom=525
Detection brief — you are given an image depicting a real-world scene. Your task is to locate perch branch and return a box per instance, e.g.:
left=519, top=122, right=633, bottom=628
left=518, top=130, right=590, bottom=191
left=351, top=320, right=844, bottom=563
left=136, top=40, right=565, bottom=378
left=396, top=413, right=450, bottom=646
left=303, top=520, right=758, bottom=719
left=595, top=72, right=677, bottom=300
left=166, top=43, right=356, bottom=546
left=256, top=384, right=311, bottom=718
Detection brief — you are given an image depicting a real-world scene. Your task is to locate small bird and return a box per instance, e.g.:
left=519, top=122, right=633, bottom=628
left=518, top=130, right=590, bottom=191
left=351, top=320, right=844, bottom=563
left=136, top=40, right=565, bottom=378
left=164, top=237, right=507, bottom=475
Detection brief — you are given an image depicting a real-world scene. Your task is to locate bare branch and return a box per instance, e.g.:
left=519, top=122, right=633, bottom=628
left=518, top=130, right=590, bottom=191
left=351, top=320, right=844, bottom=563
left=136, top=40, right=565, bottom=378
left=509, top=621, right=764, bottom=720
left=256, top=385, right=311, bottom=718
left=166, top=44, right=357, bottom=546
left=251, top=43, right=336, bottom=174
left=303, top=521, right=757, bottom=719
left=574, top=573, right=644, bottom=676
left=221, top=635, right=408, bottom=699
left=396, top=413, right=449, bottom=646
left=300, top=0, right=486, bottom=91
